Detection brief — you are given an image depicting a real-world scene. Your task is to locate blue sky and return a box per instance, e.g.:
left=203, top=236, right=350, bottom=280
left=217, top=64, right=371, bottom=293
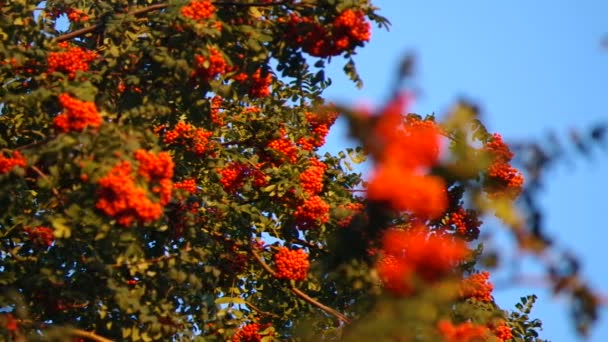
left=321, top=1, right=608, bottom=341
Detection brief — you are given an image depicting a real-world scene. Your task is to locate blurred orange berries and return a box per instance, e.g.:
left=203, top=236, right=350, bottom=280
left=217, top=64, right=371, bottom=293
left=377, top=225, right=470, bottom=295
left=193, top=47, right=228, bottom=81
left=24, top=226, right=54, bottom=247
left=53, top=94, right=102, bottom=133
left=0, top=150, right=26, bottom=174
left=437, top=320, right=490, bottom=342
left=274, top=247, right=309, bottom=281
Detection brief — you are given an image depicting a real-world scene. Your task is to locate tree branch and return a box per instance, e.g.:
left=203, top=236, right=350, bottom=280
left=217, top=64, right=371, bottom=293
left=69, top=328, right=115, bottom=342
left=250, top=249, right=351, bottom=324
left=54, top=1, right=292, bottom=42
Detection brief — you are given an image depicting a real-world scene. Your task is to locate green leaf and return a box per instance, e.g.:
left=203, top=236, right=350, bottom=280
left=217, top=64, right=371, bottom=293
left=215, top=297, right=246, bottom=305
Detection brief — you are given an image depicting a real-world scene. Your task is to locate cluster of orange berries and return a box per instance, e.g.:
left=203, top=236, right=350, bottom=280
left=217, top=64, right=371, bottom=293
left=445, top=207, right=482, bottom=241
left=274, top=247, right=310, bottom=281
left=0, top=150, right=26, bottom=174
left=53, top=94, right=102, bottom=133
left=231, top=323, right=261, bottom=342
left=376, top=225, right=470, bottom=296
left=45, top=7, right=88, bottom=22
left=460, top=271, right=494, bottom=302
left=217, top=162, right=266, bottom=192
left=437, top=320, right=492, bottom=342
left=134, top=149, right=174, bottom=204
left=180, top=0, right=216, bottom=21
left=173, top=178, right=197, bottom=194
left=66, top=8, right=89, bottom=22
left=47, top=42, right=96, bottom=79
left=267, top=132, right=298, bottom=164
left=299, top=158, right=326, bottom=195
left=209, top=95, right=224, bottom=125
left=162, top=121, right=213, bottom=155
left=24, top=226, right=54, bottom=247
left=293, top=195, right=330, bottom=229
left=437, top=320, right=513, bottom=342
left=96, top=150, right=174, bottom=227
left=297, top=111, right=338, bottom=150
left=366, top=94, right=447, bottom=219
left=234, top=68, right=273, bottom=98
left=193, top=48, right=229, bottom=81
left=484, top=133, right=525, bottom=198
left=492, top=321, right=514, bottom=341
left=283, top=9, right=371, bottom=57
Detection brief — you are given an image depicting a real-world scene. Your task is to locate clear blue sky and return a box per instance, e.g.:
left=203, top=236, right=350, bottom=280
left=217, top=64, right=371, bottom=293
left=321, top=1, right=608, bottom=341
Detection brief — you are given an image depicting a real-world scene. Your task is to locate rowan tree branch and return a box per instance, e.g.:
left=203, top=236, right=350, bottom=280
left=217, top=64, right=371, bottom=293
left=250, top=249, right=352, bottom=324
left=54, top=1, right=292, bottom=42
left=69, top=328, right=115, bottom=342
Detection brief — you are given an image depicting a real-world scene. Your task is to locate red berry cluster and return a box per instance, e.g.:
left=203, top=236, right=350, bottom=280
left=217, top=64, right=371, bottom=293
left=96, top=150, right=174, bottom=227
left=491, top=321, right=514, bottom=342
left=299, top=158, right=327, bottom=195
left=484, top=133, right=525, bottom=198
left=217, top=162, right=266, bottom=192
left=0, top=313, right=18, bottom=333
left=193, top=47, right=229, bottom=81
left=24, top=226, right=54, bottom=247
left=162, top=121, right=213, bottom=155
left=437, top=320, right=491, bottom=342
left=181, top=0, right=216, bottom=21
left=445, top=207, right=482, bottom=241
left=0, top=150, right=26, bottom=174
left=283, top=9, right=371, bottom=57
left=460, top=271, right=494, bottom=302
left=267, top=131, right=298, bottom=164
left=231, top=323, right=261, bottom=342
left=234, top=68, right=273, bottom=98
left=210, top=95, right=224, bottom=125
left=367, top=93, right=448, bottom=218
left=134, top=149, right=174, bottom=204
left=297, top=110, right=339, bottom=150
left=377, top=225, right=470, bottom=296
left=66, top=8, right=89, bottom=22
left=173, top=178, right=197, bottom=194
left=53, top=93, right=102, bottom=133
left=376, top=254, right=413, bottom=295
left=274, top=247, right=310, bottom=281
left=47, top=42, right=96, bottom=79
left=293, top=195, right=330, bottom=229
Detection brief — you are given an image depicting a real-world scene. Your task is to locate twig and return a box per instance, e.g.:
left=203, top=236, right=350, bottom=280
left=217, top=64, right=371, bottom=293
left=244, top=300, right=280, bottom=318
left=69, top=328, right=115, bottom=342
left=250, top=249, right=351, bottom=324
left=30, top=165, right=61, bottom=198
